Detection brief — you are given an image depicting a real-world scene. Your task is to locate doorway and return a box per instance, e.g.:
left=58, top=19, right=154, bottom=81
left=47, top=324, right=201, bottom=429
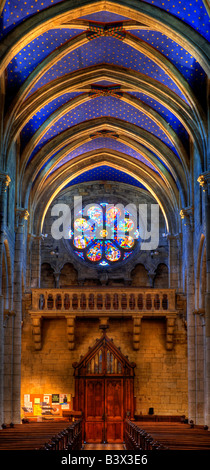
left=73, top=330, right=135, bottom=443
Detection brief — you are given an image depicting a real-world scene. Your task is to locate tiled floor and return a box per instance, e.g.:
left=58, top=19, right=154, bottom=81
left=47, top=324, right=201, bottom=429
left=83, top=443, right=125, bottom=450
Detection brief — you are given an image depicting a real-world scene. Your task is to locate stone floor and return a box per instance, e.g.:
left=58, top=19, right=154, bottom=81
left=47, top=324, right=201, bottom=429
left=83, top=443, right=125, bottom=450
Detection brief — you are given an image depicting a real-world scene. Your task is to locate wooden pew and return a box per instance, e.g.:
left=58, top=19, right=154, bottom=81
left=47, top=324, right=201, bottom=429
left=125, top=420, right=210, bottom=451
left=0, top=419, right=83, bottom=451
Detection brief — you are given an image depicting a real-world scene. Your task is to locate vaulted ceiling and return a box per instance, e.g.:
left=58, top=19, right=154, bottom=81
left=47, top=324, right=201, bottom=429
left=0, top=0, right=209, bottom=234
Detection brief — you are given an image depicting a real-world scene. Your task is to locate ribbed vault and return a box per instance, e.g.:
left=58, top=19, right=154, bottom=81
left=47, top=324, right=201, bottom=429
left=0, top=0, right=209, bottom=236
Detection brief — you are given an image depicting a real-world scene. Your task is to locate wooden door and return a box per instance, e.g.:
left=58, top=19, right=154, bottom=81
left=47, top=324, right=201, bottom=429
left=105, top=378, right=124, bottom=443
left=73, top=331, right=136, bottom=444
left=85, top=379, right=105, bottom=443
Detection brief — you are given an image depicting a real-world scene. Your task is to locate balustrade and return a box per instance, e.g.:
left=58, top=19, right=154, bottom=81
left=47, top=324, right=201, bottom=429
left=33, top=287, right=175, bottom=316
left=29, top=287, right=177, bottom=352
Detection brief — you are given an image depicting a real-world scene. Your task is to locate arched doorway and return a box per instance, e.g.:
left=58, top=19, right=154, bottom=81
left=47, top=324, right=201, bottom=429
left=73, top=329, right=135, bottom=443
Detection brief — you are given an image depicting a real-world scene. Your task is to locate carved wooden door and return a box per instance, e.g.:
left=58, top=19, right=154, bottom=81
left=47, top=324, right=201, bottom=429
left=85, top=379, right=105, bottom=443
left=105, top=378, right=124, bottom=442
left=73, top=331, right=135, bottom=444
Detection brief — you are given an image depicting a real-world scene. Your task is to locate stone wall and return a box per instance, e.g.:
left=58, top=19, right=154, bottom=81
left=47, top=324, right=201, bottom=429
left=21, top=312, right=188, bottom=417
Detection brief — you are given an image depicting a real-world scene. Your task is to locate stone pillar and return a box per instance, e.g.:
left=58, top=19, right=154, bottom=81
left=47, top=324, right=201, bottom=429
left=0, top=173, right=11, bottom=424
left=28, top=235, right=41, bottom=288
left=53, top=271, right=60, bottom=288
left=198, top=172, right=210, bottom=426
left=180, top=206, right=195, bottom=422
left=13, top=208, right=29, bottom=423
left=167, top=235, right=180, bottom=289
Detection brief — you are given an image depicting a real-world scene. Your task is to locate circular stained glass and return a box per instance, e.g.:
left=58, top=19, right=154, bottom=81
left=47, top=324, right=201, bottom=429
left=69, top=203, right=139, bottom=266
left=73, top=235, right=90, bottom=249
left=86, top=241, right=103, bottom=262
left=117, top=236, right=135, bottom=249
left=74, top=218, right=91, bottom=232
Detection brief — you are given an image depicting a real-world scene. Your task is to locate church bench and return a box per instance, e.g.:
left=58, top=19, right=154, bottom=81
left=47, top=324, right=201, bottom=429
left=0, top=419, right=83, bottom=450
left=125, top=420, right=210, bottom=451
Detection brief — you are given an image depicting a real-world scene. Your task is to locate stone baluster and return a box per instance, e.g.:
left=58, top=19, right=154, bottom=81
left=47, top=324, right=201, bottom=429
left=133, top=293, right=139, bottom=312
left=60, top=291, right=64, bottom=310
left=44, top=291, right=48, bottom=310
left=78, top=293, right=83, bottom=312
left=110, top=293, right=114, bottom=311
left=101, top=292, right=105, bottom=310
left=159, top=292, right=164, bottom=311
left=150, top=292, right=155, bottom=312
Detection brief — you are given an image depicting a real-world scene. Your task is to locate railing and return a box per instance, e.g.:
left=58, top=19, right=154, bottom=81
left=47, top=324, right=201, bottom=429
left=43, top=419, right=83, bottom=451
left=30, top=287, right=176, bottom=316
left=125, top=419, right=168, bottom=450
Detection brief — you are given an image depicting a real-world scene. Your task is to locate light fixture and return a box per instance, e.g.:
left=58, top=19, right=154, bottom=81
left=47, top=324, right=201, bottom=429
left=50, top=246, right=59, bottom=258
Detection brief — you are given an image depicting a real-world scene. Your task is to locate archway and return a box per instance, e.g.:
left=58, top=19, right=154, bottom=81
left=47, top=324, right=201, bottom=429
left=73, top=329, right=135, bottom=443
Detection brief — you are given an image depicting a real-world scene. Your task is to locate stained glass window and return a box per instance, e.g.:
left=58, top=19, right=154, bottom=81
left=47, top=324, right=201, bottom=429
left=69, top=202, right=139, bottom=266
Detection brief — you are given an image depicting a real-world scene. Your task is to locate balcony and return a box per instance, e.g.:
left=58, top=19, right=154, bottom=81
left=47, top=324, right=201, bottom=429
left=30, top=287, right=176, bottom=316
left=28, top=287, right=177, bottom=352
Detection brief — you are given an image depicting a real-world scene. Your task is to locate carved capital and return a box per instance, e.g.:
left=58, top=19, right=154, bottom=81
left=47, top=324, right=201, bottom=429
left=15, top=208, right=30, bottom=227
left=180, top=206, right=194, bottom=230
left=0, top=173, right=11, bottom=192
left=198, top=172, right=210, bottom=195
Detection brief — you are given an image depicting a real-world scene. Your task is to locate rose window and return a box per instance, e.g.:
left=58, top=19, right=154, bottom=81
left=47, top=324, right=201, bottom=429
left=69, top=203, right=139, bottom=266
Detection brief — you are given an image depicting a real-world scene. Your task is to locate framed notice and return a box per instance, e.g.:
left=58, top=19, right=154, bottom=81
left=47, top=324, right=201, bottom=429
left=43, top=395, right=50, bottom=404
left=52, top=394, right=60, bottom=403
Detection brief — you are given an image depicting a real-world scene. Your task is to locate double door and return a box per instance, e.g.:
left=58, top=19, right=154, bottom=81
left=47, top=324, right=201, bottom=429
left=85, top=378, right=124, bottom=443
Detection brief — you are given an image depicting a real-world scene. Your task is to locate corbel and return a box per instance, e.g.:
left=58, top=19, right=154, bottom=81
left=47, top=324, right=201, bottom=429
left=166, top=315, right=176, bottom=350
left=31, top=315, right=42, bottom=350
left=133, top=315, right=142, bottom=350
left=66, top=315, right=75, bottom=350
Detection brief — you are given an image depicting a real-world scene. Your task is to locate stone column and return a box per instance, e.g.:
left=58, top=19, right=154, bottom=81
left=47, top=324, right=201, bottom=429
left=180, top=206, right=195, bottom=422
left=167, top=235, right=180, bottom=289
left=13, top=208, right=29, bottom=423
left=198, top=172, right=210, bottom=426
left=27, top=234, right=41, bottom=289
left=0, top=173, right=11, bottom=425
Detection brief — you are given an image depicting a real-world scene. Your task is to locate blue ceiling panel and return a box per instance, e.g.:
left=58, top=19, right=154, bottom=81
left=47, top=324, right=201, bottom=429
left=141, top=0, right=210, bottom=41
left=129, top=91, right=189, bottom=150
left=78, top=11, right=130, bottom=22
left=26, top=95, right=179, bottom=158
left=0, top=0, right=65, bottom=38
left=1, top=1, right=209, bottom=40
left=49, top=137, right=159, bottom=174
left=129, top=29, right=206, bottom=101
left=5, top=28, right=84, bottom=106
left=64, top=165, right=146, bottom=189
left=26, top=36, right=188, bottom=101
left=20, top=91, right=82, bottom=150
